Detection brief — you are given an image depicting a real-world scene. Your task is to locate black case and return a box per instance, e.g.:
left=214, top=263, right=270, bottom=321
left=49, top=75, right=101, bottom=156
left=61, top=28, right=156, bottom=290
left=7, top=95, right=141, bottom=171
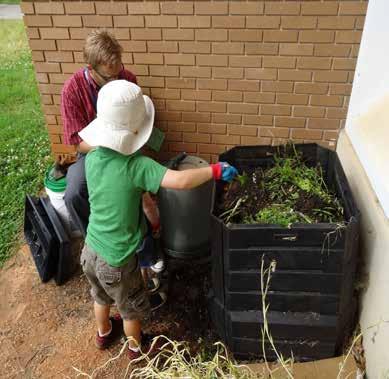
left=24, top=195, right=71, bottom=285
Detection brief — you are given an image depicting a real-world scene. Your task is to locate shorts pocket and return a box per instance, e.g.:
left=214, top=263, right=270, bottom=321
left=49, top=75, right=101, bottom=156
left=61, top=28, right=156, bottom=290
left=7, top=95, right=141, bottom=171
left=98, top=270, right=121, bottom=285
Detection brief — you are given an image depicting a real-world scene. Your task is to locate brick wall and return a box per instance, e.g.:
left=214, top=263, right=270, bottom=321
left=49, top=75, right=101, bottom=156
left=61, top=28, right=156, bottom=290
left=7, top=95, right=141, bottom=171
left=21, top=0, right=368, bottom=163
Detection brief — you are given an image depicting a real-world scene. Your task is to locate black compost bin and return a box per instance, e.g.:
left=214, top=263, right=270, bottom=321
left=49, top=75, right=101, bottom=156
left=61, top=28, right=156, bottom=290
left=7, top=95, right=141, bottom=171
left=208, top=144, right=360, bottom=361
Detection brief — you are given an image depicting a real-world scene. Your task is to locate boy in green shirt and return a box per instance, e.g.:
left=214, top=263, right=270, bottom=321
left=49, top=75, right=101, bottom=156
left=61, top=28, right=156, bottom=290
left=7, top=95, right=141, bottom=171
left=78, top=80, right=237, bottom=359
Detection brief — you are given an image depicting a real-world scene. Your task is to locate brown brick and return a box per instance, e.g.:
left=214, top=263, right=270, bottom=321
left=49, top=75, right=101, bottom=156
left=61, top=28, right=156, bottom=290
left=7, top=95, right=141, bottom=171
left=83, top=16, right=112, bottom=27
left=29, top=39, right=56, bottom=51
left=263, top=30, right=298, bottom=42
left=213, top=67, right=244, bottom=79
left=212, top=16, right=245, bottom=28
left=150, top=65, right=179, bottom=77
left=212, top=134, right=241, bottom=145
left=335, top=31, right=363, bottom=44
left=39, top=83, right=63, bottom=95
left=198, top=101, right=226, bottom=113
left=195, top=29, right=227, bottom=41
left=245, top=43, right=278, bottom=55
left=20, top=2, right=34, bottom=14
left=51, top=143, right=76, bottom=154
left=323, top=130, right=339, bottom=141
left=43, top=104, right=61, bottom=115
left=151, top=89, right=180, bottom=100
left=64, top=2, right=95, bottom=14
left=351, top=45, right=360, bottom=58
left=244, top=92, right=275, bottom=104
left=127, top=2, right=159, bottom=14
left=229, top=80, right=259, bottom=92
left=48, top=73, right=71, bottom=84
left=47, top=124, right=62, bottom=134
left=40, top=28, right=69, bottom=40
left=282, top=16, right=317, bottom=30
left=147, top=41, right=177, bottom=53
left=228, top=103, right=258, bottom=114
left=182, top=90, right=211, bottom=101
left=169, top=142, right=197, bottom=153
left=198, top=144, right=226, bottom=154
left=155, top=111, right=182, bottom=122
left=197, top=54, right=227, bottom=67
left=314, top=70, right=348, bottom=83
left=166, top=78, right=196, bottom=89
left=60, top=63, right=83, bottom=73
left=356, top=16, right=366, bottom=30
left=212, top=42, right=244, bottom=55
left=178, top=16, right=210, bottom=28
left=121, top=54, right=134, bottom=65
left=179, top=42, right=210, bottom=54
left=198, top=79, right=227, bottom=90
left=52, top=15, right=81, bottom=27
left=145, top=16, right=177, bottom=28
left=291, top=129, right=323, bottom=140
left=163, top=28, right=194, bottom=41
left=243, top=114, right=273, bottom=126
left=339, top=2, right=368, bottom=16
left=137, top=76, right=165, bottom=88
left=134, top=53, right=163, bottom=65
left=95, top=2, right=126, bottom=15
left=241, top=136, right=271, bottom=145
left=329, top=84, right=352, bottom=96
left=121, top=41, right=147, bottom=53
left=229, top=29, right=262, bottom=42
left=279, top=43, right=314, bottom=56
left=45, top=115, right=57, bottom=124
left=213, top=91, right=242, bottom=102
left=131, top=28, right=161, bottom=40
left=180, top=66, right=211, bottom=78
left=114, top=16, right=144, bottom=28
left=262, top=105, right=291, bottom=116
left=35, top=72, right=48, bottom=83
left=247, top=16, right=280, bottom=29
left=308, top=118, right=340, bottom=130
left=301, top=3, right=338, bottom=15
left=45, top=51, right=73, bottom=63
left=165, top=54, right=195, bottom=66
left=26, top=27, right=39, bottom=39
left=165, top=131, right=182, bottom=142
left=262, top=81, right=293, bottom=93
left=295, top=82, right=328, bottom=95
left=297, top=57, right=332, bottom=70
left=232, top=1, right=264, bottom=14
left=300, top=31, right=335, bottom=43
left=31, top=51, right=44, bottom=61
left=245, top=68, right=277, bottom=80
left=277, top=94, right=309, bottom=105
left=278, top=69, right=312, bottom=81
left=294, top=106, right=325, bottom=118
left=34, top=62, right=61, bottom=73
left=311, top=95, right=343, bottom=107
left=265, top=2, right=300, bottom=15
left=197, top=123, right=226, bottom=135
left=48, top=134, right=61, bottom=144
left=275, top=116, right=306, bottom=128
left=128, top=65, right=149, bottom=76
left=318, top=16, right=356, bottom=30
left=168, top=122, right=196, bottom=132
left=35, top=2, right=64, bottom=14
left=161, top=2, right=192, bottom=15
left=195, top=2, right=228, bottom=15
left=24, top=15, right=52, bottom=27
left=182, top=112, right=211, bottom=123
left=69, top=27, right=92, bottom=40
left=227, top=125, right=257, bottom=136
left=167, top=100, right=196, bottom=112
left=327, top=107, right=347, bottom=119
left=263, top=56, right=296, bottom=69
left=333, top=58, right=357, bottom=70
left=230, top=56, right=261, bottom=68
left=260, top=127, right=290, bottom=138
left=213, top=113, right=242, bottom=125
left=314, top=44, right=351, bottom=57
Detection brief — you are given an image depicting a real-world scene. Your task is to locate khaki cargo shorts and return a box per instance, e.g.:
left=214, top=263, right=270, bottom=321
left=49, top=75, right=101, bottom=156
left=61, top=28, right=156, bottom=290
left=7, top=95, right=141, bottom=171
left=80, top=244, right=150, bottom=320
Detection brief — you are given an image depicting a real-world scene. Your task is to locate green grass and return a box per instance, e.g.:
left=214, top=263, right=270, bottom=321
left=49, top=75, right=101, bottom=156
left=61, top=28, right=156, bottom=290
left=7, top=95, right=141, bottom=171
left=0, top=20, right=51, bottom=265
left=0, top=0, right=20, bottom=4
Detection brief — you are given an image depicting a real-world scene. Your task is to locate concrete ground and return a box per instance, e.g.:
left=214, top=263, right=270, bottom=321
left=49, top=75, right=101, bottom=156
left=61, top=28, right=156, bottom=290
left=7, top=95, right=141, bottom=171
left=0, top=4, right=22, bottom=20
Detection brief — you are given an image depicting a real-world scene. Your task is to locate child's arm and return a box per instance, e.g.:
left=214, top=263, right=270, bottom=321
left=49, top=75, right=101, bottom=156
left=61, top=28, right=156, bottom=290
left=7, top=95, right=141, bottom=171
left=142, top=192, right=160, bottom=232
left=160, top=162, right=237, bottom=190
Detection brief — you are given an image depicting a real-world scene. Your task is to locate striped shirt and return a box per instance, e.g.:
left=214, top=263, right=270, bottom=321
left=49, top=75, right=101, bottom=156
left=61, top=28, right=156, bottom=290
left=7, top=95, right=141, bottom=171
left=60, top=68, right=137, bottom=146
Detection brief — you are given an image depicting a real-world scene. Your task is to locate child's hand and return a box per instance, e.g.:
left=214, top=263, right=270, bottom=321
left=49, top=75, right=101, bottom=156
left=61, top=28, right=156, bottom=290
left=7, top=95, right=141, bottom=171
left=210, top=162, right=239, bottom=182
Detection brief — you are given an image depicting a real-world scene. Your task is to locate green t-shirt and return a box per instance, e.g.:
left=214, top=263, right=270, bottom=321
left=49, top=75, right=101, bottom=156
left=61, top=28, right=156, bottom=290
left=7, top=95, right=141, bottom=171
left=85, top=147, right=167, bottom=267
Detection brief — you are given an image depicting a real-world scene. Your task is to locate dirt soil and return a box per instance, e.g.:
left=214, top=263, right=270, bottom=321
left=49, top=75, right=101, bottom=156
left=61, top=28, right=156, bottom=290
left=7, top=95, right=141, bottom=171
left=0, top=245, right=218, bottom=378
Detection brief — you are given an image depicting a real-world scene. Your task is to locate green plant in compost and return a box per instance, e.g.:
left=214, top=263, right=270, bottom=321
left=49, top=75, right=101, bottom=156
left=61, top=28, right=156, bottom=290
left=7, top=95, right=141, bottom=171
left=218, top=147, right=343, bottom=227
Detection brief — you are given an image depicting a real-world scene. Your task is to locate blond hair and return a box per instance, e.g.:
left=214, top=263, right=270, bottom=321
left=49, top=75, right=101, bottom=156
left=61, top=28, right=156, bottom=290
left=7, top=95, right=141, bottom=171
left=83, top=30, right=123, bottom=67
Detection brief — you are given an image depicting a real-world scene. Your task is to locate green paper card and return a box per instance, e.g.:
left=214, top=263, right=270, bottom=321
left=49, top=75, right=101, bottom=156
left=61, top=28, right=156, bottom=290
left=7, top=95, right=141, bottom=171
left=146, top=127, right=165, bottom=152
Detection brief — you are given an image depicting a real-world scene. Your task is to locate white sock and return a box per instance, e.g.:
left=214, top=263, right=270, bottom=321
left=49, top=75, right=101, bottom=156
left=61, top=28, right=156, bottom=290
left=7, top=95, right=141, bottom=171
left=129, top=345, right=141, bottom=352
left=98, top=320, right=112, bottom=337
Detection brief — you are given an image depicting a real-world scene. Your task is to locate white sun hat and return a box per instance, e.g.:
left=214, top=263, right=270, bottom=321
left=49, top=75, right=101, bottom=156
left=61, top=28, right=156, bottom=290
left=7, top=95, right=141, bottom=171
left=79, top=80, right=154, bottom=155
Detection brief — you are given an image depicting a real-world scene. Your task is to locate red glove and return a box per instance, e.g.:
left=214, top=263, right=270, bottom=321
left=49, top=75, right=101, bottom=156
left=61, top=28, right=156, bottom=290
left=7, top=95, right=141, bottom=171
left=210, top=163, right=222, bottom=180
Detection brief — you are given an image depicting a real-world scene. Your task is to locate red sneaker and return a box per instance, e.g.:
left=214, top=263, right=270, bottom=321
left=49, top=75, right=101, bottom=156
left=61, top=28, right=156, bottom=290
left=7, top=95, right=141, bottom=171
left=95, top=314, right=123, bottom=350
left=127, top=334, right=164, bottom=360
